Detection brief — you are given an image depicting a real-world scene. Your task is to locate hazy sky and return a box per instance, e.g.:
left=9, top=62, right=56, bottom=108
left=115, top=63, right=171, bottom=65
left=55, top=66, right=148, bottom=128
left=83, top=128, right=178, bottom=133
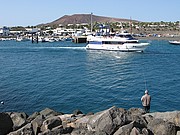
left=1, top=0, right=180, bottom=27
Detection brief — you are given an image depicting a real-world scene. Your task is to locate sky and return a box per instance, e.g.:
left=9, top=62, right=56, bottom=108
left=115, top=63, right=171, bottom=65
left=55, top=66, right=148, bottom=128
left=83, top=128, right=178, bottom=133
left=0, top=0, right=180, bottom=27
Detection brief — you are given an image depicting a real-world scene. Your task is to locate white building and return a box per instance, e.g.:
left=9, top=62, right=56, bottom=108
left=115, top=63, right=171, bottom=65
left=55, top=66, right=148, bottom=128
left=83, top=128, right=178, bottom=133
left=0, top=26, right=10, bottom=36
left=53, top=27, right=75, bottom=36
left=0, top=28, right=2, bottom=35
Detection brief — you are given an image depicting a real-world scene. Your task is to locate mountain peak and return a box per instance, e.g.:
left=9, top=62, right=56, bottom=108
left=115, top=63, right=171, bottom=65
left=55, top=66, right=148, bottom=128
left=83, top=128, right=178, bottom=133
left=46, top=14, right=138, bottom=26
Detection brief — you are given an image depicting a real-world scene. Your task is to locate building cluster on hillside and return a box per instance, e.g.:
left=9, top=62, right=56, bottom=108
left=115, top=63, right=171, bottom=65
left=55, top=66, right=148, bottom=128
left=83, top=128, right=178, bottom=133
left=0, top=21, right=180, bottom=41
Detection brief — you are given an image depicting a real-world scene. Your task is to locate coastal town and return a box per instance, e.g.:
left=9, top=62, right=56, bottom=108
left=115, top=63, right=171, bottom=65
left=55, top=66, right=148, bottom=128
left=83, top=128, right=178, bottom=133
left=0, top=17, right=180, bottom=42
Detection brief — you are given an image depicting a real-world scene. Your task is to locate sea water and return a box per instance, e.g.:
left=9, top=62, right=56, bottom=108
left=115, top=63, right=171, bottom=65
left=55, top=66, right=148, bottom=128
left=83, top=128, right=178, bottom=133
left=0, top=40, right=180, bottom=114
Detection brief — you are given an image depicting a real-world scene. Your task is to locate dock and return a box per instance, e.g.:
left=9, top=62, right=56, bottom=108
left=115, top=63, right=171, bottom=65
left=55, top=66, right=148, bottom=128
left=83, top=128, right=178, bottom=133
left=73, top=36, right=87, bottom=43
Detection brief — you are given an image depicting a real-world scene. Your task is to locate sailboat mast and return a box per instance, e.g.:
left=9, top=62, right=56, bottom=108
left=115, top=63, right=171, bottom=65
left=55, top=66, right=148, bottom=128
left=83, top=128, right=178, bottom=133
left=130, top=17, right=132, bottom=34
left=91, top=12, right=93, bottom=33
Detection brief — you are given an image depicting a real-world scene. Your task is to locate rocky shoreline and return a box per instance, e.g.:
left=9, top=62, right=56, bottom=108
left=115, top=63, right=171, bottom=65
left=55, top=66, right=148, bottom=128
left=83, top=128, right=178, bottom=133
left=1, top=106, right=180, bottom=135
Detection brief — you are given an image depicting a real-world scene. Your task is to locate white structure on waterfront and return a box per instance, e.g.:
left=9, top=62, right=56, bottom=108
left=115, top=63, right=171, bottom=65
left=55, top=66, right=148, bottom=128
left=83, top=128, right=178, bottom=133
left=52, top=27, right=91, bottom=36
left=53, top=27, right=75, bottom=36
left=0, top=26, right=10, bottom=36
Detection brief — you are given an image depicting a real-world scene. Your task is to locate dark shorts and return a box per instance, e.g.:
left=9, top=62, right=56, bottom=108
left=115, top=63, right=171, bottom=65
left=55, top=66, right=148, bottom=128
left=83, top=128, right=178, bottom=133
left=143, top=105, right=150, bottom=113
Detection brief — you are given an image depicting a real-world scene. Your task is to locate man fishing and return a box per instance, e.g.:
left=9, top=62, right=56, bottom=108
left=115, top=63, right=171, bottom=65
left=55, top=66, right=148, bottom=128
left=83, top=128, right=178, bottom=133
left=141, top=90, right=151, bottom=113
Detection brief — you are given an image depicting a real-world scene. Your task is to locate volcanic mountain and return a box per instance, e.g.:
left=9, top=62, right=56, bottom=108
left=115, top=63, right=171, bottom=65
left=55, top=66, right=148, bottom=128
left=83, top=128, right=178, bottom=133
left=43, top=14, right=138, bottom=26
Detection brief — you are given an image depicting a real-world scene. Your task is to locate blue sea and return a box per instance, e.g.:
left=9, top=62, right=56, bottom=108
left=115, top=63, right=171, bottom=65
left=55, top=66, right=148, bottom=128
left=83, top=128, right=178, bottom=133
left=0, top=39, right=180, bottom=115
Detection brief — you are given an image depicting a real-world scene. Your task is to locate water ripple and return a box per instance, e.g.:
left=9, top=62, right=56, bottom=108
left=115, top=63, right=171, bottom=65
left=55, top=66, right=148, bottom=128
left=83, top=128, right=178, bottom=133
left=0, top=40, right=180, bottom=114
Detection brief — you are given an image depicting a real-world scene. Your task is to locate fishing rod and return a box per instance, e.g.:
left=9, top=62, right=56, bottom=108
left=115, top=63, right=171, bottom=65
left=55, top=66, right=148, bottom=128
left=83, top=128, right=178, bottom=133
left=142, top=53, right=148, bottom=91
left=143, top=72, right=147, bottom=90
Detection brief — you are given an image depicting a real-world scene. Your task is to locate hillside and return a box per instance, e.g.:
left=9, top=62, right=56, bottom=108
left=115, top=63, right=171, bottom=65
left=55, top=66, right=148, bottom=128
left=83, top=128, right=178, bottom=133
left=43, top=14, right=138, bottom=26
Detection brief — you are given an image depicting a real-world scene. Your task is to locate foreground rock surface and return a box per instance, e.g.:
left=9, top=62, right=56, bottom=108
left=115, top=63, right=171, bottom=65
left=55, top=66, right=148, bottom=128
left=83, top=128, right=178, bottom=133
left=0, top=107, right=180, bottom=135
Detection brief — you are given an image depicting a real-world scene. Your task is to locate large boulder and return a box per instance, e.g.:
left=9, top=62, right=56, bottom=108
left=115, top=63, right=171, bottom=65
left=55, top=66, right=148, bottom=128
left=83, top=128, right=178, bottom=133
left=8, top=123, right=33, bottom=135
left=126, top=108, right=147, bottom=125
left=0, top=113, right=13, bottom=135
left=71, top=128, right=107, bottom=135
left=130, top=127, right=140, bottom=135
left=113, top=121, right=136, bottom=135
left=27, top=112, right=40, bottom=122
left=87, top=106, right=127, bottom=135
left=59, top=114, right=74, bottom=122
left=113, top=121, right=145, bottom=135
left=177, top=131, right=180, bottom=135
left=143, top=114, right=154, bottom=125
left=39, top=108, right=63, bottom=119
left=142, top=128, right=151, bottom=135
left=128, top=115, right=147, bottom=129
left=50, top=125, right=73, bottom=134
left=146, top=111, right=180, bottom=127
left=9, top=112, right=28, bottom=130
left=31, top=114, right=46, bottom=135
left=128, top=108, right=146, bottom=116
left=39, top=125, right=73, bottom=135
left=147, top=118, right=176, bottom=135
left=74, top=114, right=92, bottom=129
left=73, top=109, right=83, bottom=115
left=37, top=129, right=50, bottom=135
left=41, top=116, right=62, bottom=132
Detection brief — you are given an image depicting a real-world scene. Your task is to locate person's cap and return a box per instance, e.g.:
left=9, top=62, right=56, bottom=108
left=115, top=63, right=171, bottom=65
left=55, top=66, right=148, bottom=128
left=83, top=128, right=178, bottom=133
left=145, top=90, right=148, bottom=94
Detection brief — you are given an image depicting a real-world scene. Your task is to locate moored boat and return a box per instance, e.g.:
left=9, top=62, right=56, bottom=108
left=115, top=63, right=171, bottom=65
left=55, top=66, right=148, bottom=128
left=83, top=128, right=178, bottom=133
left=16, top=36, right=29, bottom=42
left=169, top=40, right=180, bottom=45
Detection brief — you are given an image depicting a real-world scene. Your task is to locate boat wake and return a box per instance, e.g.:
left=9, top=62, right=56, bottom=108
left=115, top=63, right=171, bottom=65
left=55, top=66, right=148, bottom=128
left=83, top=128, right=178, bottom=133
left=37, top=46, right=86, bottom=50
left=56, top=47, right=86, bottom=50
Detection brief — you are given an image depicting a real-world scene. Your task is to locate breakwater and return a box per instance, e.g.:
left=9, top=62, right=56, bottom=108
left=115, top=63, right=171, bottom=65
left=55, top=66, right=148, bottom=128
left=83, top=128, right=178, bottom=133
left=1, top=106, right=180, bottom=135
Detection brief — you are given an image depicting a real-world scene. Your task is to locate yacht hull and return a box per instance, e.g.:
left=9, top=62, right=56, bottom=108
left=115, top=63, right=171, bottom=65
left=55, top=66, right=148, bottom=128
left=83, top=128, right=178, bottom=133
left=169, top=41, right=180, bottom=45
left=86, top=43, right=149, bottom=52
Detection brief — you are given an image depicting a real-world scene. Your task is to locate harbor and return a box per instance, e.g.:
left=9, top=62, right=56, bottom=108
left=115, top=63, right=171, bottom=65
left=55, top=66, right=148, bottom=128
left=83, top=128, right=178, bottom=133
left=0, top=39, right=180, bottom=114
left=0, top=40, right=180, bottom=134
left=1, top=16, right=180, bottom=44
left=1, top=0, right=180, bottom=133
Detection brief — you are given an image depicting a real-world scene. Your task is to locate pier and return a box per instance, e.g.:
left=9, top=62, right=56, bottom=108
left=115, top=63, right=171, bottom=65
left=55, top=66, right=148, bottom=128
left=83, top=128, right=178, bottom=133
left=73, top=36, right=87, bottom=43
left=31, top=32, right=38, bottom=43
left=30, top=28, right=39, bottom=43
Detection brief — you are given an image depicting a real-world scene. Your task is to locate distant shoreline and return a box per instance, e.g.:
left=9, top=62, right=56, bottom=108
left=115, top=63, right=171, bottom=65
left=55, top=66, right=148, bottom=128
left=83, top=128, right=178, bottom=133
left=1, top=35, right=180, bottom=42
left=138, top=36, right=180, bottom=41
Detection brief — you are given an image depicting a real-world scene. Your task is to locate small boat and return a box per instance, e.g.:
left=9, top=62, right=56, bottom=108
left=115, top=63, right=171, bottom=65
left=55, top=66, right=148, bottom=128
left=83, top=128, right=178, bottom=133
left=16, top=36, right=29, bottom=42
left=169, top=40, right=180, bottom=45
left=41, top=37, right=55, bottom=42
left=86, top=32, right=150, bottom=52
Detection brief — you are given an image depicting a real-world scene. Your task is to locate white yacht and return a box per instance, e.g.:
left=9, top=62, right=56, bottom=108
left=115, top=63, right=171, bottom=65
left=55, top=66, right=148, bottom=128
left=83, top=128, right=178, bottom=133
left=169, top=40, right=180, bottom=45
left=86, top=32, right=150, bottom=52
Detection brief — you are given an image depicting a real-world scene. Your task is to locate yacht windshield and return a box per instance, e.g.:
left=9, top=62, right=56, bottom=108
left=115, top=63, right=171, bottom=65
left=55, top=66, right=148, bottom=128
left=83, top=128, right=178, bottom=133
left=116, top=34, right=134, bottom=39
left=125, top=35, right=133, bottom=39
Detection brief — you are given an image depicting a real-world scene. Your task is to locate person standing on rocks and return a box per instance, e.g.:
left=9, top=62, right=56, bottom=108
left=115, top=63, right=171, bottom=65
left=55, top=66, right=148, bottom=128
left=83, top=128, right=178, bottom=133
left=141, top=90, right=151, bottom=113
